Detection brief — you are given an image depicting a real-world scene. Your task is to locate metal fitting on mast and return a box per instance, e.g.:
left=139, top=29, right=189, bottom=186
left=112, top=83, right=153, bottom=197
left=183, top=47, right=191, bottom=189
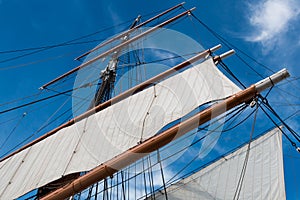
left=254, top=68, right=290, bottom=93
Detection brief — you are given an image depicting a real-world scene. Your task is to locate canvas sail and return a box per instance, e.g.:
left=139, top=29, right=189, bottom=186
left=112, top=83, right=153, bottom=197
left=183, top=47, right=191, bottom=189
left=152, top=127, right=286, bottom=200
left=0, top=57, right=241, bottom=199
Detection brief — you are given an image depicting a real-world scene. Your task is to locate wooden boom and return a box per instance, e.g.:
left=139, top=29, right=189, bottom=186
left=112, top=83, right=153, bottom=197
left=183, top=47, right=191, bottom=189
left=41, top=69, right=290, bottom=200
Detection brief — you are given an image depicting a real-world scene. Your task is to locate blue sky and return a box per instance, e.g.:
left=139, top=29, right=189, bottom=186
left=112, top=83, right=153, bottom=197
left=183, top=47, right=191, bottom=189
left=0, top=0, right=299, bottom=199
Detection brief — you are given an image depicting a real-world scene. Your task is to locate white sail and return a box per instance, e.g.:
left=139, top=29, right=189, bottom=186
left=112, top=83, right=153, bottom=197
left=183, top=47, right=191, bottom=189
left=152, top=127, right=286, bottom=200
left=0, top=57, right=241, bottom=199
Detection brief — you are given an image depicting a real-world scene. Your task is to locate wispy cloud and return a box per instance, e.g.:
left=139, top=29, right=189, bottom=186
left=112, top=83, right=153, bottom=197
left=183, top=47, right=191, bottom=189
left=245, top=0, right=300, bottom=49
left=106, top=5, right=124, bottom=34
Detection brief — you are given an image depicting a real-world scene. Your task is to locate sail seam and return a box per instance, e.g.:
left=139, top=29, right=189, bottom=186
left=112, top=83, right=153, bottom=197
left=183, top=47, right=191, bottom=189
left=0, top=146, right=32, bottom=198
left=62, top=117, right=89, bottom=175
left=140, top=85, right=157, bottom=142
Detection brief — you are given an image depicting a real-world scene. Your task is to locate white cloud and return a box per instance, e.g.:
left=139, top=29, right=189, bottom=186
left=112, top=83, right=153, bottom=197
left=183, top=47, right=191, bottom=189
left=151, top=165, right=175, bottom=186
left=246, top=0, right=300, bottom=47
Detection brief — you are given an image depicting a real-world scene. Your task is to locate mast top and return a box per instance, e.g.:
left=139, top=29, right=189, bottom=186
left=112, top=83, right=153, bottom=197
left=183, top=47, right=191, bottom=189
left=40, top=6, right=196, bottom=90
left=74, top=2, right=186, bottom=61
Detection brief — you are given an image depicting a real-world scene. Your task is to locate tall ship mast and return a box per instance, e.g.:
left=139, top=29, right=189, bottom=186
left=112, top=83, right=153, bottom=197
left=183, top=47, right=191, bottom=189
left=0, top=2, right=299, bottom=200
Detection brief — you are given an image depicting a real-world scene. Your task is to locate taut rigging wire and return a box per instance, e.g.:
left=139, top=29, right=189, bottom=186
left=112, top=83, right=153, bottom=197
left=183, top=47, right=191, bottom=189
left=0, top=113, right=25, bottom=126
left=0, top=86, right=97, bottom=158
left=189, top=10, right=300, bottom=116
left=0, top=91, right=42, bottom=107
left=101, top=97, right=298, bottom=198
left=0, top=88, right=73, bottom=115
left=0, top=39, right=104, bottom=55
left=258, top=101, right=299, bottom=147
left=259, top=91, right=300, bottom=141
left=187, top=9, right=300, bottom=148
left=233, top=100, right=258, bottom=200
left=0, top=8, right=179, bottom=66
left=188, top=12, right=275, bottom=76
left=158, top=104, right=250, bottom=187
left=0, top=50, right=207, bottom=115
left=76, top=101, right=251, bottom=199
left=219, top=60, right=246, bottom=89
left=0, top=81, right=99, bottom=115
left=44, top=87, right=93, bottom=102
left=74, top=100, right=251, bottom=199
left=157, top=149, right=169, bottom=200
left=0, top=19, right=135, bottom=65
left=261, top=100, right=300, bottom=143
left=0, top=112, right=26, bottom=150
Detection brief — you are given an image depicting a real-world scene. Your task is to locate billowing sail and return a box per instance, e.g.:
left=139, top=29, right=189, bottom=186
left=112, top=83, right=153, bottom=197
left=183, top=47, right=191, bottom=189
left=152, top=127, right=286, bottom=200
left=0, top=57, right=241, bottom=199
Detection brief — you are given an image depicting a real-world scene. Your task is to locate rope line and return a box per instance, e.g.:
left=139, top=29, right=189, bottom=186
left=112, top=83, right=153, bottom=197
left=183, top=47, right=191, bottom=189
left=219, top=60, right=246, bottom=89
left=0, top=112, right=26, bottom=150
left=259, top=96, right=300, bottom=143
left=233, top=100, right=258, bottom=200
left=188, top=12, right=275, bottom=76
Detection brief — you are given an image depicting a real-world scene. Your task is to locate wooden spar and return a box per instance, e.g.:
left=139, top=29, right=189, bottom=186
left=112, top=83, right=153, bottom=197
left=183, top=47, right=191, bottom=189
left=75, top=2, right=186, bottom=61
left=41, top=68, right=290, bottom=200
left=40, top=7, right=195, bottom=89
left=0, top=45, right=221, bottom=163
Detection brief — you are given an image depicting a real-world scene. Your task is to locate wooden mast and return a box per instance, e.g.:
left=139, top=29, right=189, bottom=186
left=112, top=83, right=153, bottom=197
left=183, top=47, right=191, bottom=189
left=40, top=7, right=194, bottom=89
left=41, top=69, right=290, bottom=200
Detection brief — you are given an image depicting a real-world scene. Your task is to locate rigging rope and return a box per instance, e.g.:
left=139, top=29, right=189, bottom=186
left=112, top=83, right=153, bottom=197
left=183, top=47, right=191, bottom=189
left=0, top=89, right=72, bottom=115
left=188, top=12, right=275, bottom=77
left=233, top=99, right=258, bottom=200
left=159, top=104, right=250, bottom=187
left=0, top=112, right=26, bottom=150
left=142, top=157, right=149, bottom=199
left=0, top=20, right=134, bottom=65
left=0, top=82, right=97, bottom=115
left=219, top=61, right=246, bottom=89
left=0, top=39, right=104, bottom=55
left=258, top=103, right=298, bottom=149
left=121, top=171, right=126, bottom=200
left=0, top=86, right=97, bottom=158
left=0, top=90, right=43, bottom=107
left=45, top=87, right=92, bottom=102
left=157, top=149, right=168, bottom=200
left=147, top=155, right=156, bottom=198
left=259, top=96, right=300, bottom=143
left=70, top=102, right=251, bottom=200
left=0, top=50, right=197, bottom=111
left=0, top=7, right=180, bottom=70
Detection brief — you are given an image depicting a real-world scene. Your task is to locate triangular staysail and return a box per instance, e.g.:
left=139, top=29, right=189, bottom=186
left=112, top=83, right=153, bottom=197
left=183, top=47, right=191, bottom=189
left=152, top=127, right=286, bottom=200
